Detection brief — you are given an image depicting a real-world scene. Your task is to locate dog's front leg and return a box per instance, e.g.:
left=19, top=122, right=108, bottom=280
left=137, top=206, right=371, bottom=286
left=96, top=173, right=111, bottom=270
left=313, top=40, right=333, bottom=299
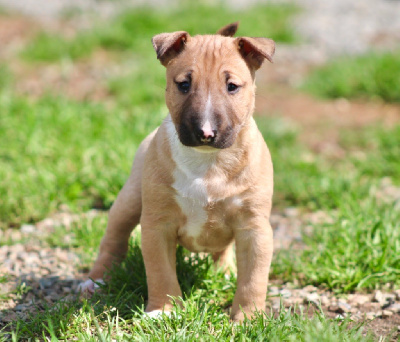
left=231, top=218, right=273, bottom=322
left=141, top=220, right=182, bottom=313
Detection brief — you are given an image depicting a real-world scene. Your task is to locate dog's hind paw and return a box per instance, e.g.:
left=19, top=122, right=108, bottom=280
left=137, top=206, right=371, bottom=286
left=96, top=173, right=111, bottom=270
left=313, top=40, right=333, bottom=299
left=77, top=278, right=104, bottom=297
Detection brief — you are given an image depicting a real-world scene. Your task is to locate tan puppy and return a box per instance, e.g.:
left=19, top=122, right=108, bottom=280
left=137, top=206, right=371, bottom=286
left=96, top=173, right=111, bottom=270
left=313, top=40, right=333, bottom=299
left=80, top=23, right=275, bottom=322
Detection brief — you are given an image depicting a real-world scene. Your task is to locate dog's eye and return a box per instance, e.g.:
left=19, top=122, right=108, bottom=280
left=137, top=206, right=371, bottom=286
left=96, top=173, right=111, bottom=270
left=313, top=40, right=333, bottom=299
left=177, top=81, right=191, bottom=94
left=227, top=83, right=239, bottom=94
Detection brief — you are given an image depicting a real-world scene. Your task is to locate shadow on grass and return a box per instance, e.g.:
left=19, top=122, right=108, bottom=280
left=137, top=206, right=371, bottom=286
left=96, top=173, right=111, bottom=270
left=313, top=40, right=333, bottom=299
left=96, top=243, right=216, bottom=317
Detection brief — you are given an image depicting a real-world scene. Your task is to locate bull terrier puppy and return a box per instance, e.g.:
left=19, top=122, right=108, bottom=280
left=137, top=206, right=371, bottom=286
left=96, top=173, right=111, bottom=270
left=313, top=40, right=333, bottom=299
left=80, top=22, right=275, bottom=322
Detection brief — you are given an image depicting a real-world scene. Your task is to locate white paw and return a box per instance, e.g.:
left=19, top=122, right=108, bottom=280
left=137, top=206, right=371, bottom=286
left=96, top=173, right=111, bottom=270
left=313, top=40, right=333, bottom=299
left=144, top=310, right=172, bottom=319
left=77, top=279, right=104, bottom=296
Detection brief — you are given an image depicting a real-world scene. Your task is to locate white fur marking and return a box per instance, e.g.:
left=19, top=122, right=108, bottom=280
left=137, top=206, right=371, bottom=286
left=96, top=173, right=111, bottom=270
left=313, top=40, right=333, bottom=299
left=204, top=93, right=213, bottom=121
left=231, top=196, right=243, bottom=207
left=166, top=117, right=218, bottom=250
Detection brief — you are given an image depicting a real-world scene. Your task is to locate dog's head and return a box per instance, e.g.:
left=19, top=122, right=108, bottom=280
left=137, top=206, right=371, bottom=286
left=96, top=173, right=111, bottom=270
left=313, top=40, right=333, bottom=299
left=152, top=23, right=275, bottom=150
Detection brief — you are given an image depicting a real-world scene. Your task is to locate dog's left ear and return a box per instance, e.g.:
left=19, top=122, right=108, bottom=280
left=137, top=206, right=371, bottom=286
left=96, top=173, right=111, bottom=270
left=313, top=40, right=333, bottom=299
left=152, top=31, right=190, bottom=66
left=217, top=22, right=239, bottom=37
left=236, top=37, right=275, bottom=70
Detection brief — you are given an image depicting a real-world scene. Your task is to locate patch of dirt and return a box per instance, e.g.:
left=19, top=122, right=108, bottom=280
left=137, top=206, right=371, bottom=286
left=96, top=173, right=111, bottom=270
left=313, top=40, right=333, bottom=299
left=2, top=203, right=400, bottom=339
left=0, top=15, right=38, bottom=59
left=11, top=49, right=112, bottom=101
left=256, top=63, right=400, bottom=156
left=0, top=14, right=110, bottom=101
left=267, top=284, right=400, bottom=341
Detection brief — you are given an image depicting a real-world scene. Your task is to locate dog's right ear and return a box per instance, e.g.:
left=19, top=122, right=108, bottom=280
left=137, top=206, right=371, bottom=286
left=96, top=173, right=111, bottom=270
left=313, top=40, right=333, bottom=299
left=152, top=31, right=190, bottom=66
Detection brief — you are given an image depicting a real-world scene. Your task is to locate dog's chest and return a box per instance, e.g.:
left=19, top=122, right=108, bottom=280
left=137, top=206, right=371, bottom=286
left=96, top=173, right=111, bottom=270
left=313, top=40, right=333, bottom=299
left=167, top=119, right=242, bottom=252
left=173, top=173, right=239, bottom=252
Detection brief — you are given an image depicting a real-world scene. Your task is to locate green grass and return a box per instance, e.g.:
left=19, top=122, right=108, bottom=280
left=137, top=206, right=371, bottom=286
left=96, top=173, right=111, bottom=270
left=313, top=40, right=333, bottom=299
left=45, top=213, right=109, bottom=268
left=260, top=120, right=400, bottom=292
left=0, top=65, right=12, bottom=92
left=1, top=2, right=400, bottom=340
left=0, top=95, right=164, bottom=227
left=8, top=304, right=372, bottom=341
left=22, top=2, right=298, bottom=62
left=4, top=238, right=373, bottom=341
left=1, top=2, right=299, bottom=227
left=302, top=51, right=400, bottom=102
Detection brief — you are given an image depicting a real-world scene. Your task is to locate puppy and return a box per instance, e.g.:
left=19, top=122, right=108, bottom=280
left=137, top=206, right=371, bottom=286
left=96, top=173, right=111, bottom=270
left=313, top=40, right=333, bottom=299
left=80, top=22, right=275, bottom=322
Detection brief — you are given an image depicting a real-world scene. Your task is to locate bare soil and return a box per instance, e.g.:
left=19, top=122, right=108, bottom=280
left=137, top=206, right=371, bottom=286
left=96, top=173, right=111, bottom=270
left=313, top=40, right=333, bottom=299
left=256, top=63, right=400, bottom=154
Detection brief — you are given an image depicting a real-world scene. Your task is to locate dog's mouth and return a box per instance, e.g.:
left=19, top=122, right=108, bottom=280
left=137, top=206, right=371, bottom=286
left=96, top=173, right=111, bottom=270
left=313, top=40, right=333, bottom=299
left=177, top=122, right=236, bottom=149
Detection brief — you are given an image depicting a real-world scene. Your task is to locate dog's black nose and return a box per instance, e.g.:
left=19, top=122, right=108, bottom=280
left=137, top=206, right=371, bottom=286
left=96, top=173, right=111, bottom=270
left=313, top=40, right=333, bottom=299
left=196, top=123, right=216, bottom=144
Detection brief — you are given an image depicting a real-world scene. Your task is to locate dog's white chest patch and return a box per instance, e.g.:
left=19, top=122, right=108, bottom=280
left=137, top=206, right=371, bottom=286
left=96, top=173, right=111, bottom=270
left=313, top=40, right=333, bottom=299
left=166, top=118, right=217, bottom=250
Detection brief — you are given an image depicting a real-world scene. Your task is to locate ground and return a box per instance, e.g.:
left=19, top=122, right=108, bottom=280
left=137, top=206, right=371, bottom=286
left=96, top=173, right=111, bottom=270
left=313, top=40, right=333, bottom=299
left=1, top=1, right=400, bottom=340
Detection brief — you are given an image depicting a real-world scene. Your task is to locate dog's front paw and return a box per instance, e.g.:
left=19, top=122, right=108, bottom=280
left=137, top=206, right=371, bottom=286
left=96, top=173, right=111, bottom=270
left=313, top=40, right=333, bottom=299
left=77, top=278, right=104, bottom=297
left=144, top=310, right=172, bottom=319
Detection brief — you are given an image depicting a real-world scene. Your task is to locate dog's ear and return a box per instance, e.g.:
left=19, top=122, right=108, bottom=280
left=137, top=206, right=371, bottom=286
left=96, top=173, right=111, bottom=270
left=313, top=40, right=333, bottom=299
left=152, top=31, right=190, bottom=66
left=236, top=37, right=275, bottom=70
left=217, top=22, right=239, bottom=37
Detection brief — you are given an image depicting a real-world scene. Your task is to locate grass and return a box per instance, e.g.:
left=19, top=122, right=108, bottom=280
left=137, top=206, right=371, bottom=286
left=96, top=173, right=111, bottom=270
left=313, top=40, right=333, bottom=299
left=264, top=121, right=400, bottom=291
left=1, top=1, right=298, bottom=227
left=302, top=51, right=400, bottom=102
left=9, top=300, right=372, bottom=341
left=45, top=213, right=109, bottom=267
left=22, top=2, right=298, bottom=63
left=1, top=2, right=400, bottom=340
left=5, top=238, right=373, bottom=341
left=0, top=95, right=164, bottom=227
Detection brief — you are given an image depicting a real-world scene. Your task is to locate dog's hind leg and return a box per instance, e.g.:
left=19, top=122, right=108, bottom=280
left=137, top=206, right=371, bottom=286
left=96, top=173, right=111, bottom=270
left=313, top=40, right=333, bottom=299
left=80, top=130, right=157, bottom=294
left=87, top=176, right=142, bottom=281
left=212, top=243, right=236, bottom=274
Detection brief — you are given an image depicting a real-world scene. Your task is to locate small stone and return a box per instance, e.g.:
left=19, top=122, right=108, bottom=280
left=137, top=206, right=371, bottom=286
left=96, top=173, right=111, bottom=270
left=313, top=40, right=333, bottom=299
left=337, top=300, right=352, bottom=313
left=39, top=276, right=59, bottom=289
left=394, top=289, right=400, bottom=300
left=366, top=312, right=376, bottom=320
left=369, top=302, right=381, bottom=310
left=20, top=224, right=36, bottom=233
left=271, top=298, right=281, bottom=311
left=349, top=294, right=369, bottom=306
left=268, top=286, right=279, bottom=295
left=386, top=303, right=400, bottom=313
left=284, top=207, right=299, bottom=218
left=375, top=311, right=383, bottom=318
left=328, top=304, right=347, bottom=314
left=397, top=326, right=400, bottom=332
left=382, top=310, right=393, bottom=318
left=320, top=295, right=330, bottom=306
left=279, top=289, right=292, bottom=298
left=15, top=304, right=26, bottom=311
left=304, top=292, right=320, bottom=306
left=36, top=218, right=55, bottom=230
left=373, top=290, right=385, bottom=304
left=303, top=285, right=317, bottom=293
left=287, top=297, right=303, bottom=305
